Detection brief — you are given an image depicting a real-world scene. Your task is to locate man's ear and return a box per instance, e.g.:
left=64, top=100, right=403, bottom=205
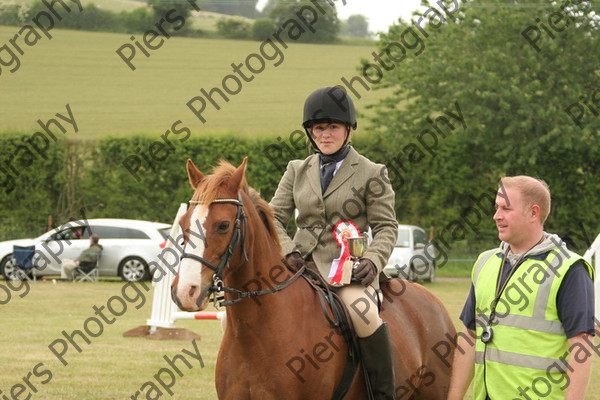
left=530, top=204, right=541, bottom=222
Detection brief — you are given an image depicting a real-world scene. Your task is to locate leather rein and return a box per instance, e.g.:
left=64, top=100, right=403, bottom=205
left=180, top=194, right=305, bottom=308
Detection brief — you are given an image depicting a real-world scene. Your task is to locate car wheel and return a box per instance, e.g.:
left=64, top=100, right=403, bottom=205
left=425, top=261, right=436, bottom=283
left=118, top=257, right=149, bottom=282
left=0, top=255, right=18, bottom=280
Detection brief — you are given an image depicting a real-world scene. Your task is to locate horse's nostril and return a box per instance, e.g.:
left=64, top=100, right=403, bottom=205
left=188, top=285, right=197, bottom=298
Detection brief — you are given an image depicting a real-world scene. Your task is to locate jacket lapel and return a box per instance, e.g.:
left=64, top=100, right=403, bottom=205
left=323, top=147, right=359, bottom=199
left=307, top=155, right=323, bottom=199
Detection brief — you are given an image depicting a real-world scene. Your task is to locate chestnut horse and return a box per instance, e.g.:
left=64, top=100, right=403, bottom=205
left=171, top=158, right=456, bottom=400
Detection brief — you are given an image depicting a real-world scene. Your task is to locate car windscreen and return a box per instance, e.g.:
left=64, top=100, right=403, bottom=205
left=89, top=226, right=151, bottom=239
left=395, top=229, right=410, bottom=247
left=48, top=225, right=90, bottom=240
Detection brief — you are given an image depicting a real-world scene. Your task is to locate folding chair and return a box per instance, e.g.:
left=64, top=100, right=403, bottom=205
left=11, top=245, right=37, bottom=282
left=73, top=254, right=100, bottom=282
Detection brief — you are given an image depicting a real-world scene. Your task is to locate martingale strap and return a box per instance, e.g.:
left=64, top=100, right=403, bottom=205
left=215, top=265, right=307, bottom=307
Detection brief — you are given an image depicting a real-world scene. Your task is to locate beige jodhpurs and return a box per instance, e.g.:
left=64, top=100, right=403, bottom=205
left=334, top=283, right=382, bottom=338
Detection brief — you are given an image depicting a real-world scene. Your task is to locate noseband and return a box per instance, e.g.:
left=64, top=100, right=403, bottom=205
left=180, top=194, right=248, bottom=300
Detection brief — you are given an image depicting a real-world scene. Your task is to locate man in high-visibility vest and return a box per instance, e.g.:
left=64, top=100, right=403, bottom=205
left=448, top=176, right=595, bottom=400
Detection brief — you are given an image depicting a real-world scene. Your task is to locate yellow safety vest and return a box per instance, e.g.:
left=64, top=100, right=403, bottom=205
left=472, top=246, right=593, bottom=400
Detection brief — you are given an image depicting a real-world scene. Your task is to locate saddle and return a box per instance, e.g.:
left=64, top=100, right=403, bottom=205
left=294, top=261, right=377, bottom=400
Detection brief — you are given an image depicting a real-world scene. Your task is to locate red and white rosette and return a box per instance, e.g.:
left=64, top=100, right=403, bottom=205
left=328, top=221, right=360, bottom=285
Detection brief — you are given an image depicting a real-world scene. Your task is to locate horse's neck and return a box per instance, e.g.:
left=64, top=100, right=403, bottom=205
left=225, top=273, right=307, bottom=344
left=223, top=204, right=307, bottom=329
left=226, top=251, right=294, bottom=306
left=224, top=235, right=302, bottom=329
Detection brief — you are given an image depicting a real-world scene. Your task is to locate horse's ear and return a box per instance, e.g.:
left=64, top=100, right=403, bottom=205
left=186, top=159, right=205, bottom=189
left=229, top=157, right=248, bottom=192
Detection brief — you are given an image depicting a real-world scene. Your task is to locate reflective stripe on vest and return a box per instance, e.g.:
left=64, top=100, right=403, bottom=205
left=475, top=348, right=563, bottom=370
left=471, top=246, right=594, bottom=400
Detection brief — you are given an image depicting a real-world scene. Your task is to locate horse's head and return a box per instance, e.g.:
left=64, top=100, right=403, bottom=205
left=171, top=158, right=249, bottom=312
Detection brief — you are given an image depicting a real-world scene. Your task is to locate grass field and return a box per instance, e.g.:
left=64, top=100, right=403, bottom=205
left=2, top=277, right=600, bottom=399
left=0, top=26, right=385, bottom=138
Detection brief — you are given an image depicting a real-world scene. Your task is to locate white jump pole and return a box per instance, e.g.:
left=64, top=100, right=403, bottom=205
left=146, top=203, right=187, bottom=332
left=173, top=311, right=226, bottom=320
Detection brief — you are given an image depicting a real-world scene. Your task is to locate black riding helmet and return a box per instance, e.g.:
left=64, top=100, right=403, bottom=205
left=302, top=87, right=357, bottom=152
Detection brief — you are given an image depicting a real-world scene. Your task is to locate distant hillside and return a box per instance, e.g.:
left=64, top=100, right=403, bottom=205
left=76, top=0, right=255, bottom=31
left=0, top=26, right=384, bottom=138
left=9, top=0, right=254, bottom=32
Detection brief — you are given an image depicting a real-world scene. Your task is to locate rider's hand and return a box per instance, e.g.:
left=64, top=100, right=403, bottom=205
left=285, top=252, right=306, bottom=269
left=353, top=258, right=376, bottom=287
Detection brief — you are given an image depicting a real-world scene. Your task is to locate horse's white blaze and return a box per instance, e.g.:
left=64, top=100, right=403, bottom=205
left=176, top=205, right=208, bottom=301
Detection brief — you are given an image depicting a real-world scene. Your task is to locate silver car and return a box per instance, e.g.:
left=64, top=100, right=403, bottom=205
left=0, top=219, right=170, bottom=282
left=383, top=224, right=436, bottom=282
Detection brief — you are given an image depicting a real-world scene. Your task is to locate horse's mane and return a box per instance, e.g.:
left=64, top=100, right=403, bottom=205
left=192, top=160, right=280, bottom=248
left=246, top=186, right=281, bottom=249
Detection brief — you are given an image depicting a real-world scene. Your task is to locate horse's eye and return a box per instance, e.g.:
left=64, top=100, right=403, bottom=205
left=216, top=221, right=230, bottom=233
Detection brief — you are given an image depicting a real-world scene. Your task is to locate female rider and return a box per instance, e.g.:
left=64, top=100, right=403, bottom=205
left=270, top=86, right=399, bottom=400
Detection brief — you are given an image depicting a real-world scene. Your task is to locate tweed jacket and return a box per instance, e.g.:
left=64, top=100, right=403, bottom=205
left=270, top=147, right=398, bottom=289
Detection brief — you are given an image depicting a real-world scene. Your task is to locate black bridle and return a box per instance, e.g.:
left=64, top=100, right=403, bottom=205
left=180, top=194, right=248, bottom=300
left=179, top=192, right=306, bottom=308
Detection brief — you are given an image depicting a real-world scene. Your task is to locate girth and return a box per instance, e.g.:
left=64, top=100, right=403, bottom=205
left=298, top=265, right=362, bottom=400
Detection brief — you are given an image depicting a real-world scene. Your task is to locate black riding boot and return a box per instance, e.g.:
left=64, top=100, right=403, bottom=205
left=358, top=322, right=397, bottom=400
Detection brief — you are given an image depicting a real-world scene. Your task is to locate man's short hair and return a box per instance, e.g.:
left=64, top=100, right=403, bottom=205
left=90, top=234, right=100, bottom=244
left=499, top=176, right=551, bottom=223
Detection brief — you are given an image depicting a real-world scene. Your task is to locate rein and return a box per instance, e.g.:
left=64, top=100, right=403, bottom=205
left=180, top=193, right=305, bottom=309
left=218, top=265, right=306, bottom=307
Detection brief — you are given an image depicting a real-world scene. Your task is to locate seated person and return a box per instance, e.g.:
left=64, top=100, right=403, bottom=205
left=72, top=227, right=84, bottom=239
left=60, top=235, right=102, bottom=280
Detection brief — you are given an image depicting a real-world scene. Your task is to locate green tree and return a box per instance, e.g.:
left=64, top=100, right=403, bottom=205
left=0, top=2, right=21, bottom=25
left=145, top=0, right=198, bottom=35
left=216, top=18, right=252, bottom=39
left=146, top=0, right=193, bottom=19
left=343, top=14, right=369, bottom=37
left=198, top=0, right=258, bottom=18
left=120, top=7, right=157, bottom=33
left=252, top=17, right=276, bottom=40
left=21, top=1, right=121, bottom=31
left=364, top=0, right=600, bottom=247
left=269, top=0, right=339, bottom=43
left=60, top=3, right=121, bottom=31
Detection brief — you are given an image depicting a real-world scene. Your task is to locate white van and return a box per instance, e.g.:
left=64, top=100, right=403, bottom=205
left=383, top=224, right=436, bottom=282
